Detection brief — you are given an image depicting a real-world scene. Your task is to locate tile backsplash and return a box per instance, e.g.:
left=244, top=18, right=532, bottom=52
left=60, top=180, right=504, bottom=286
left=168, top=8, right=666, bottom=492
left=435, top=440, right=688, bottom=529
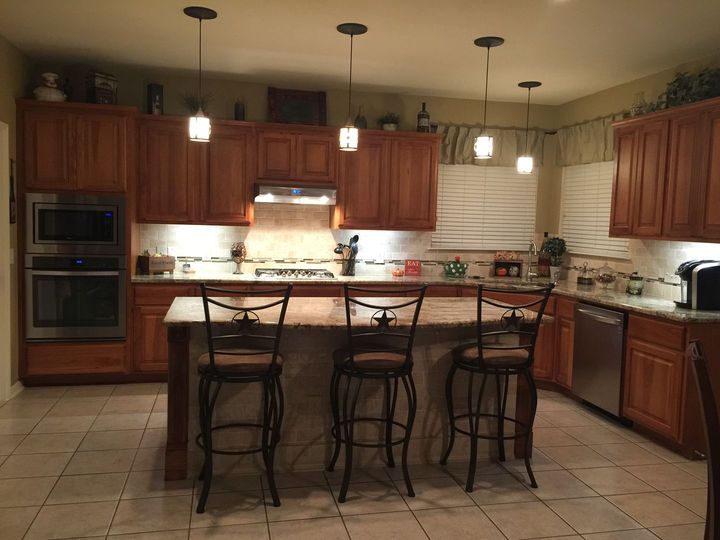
left=137, top=203, right=720, bottom=299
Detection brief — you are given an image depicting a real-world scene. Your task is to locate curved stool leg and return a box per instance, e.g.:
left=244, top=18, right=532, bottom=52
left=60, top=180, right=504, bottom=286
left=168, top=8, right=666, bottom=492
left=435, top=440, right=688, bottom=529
left=339, top=376, right=363, bottom=503
left=197, top=379, right=222, bottom=513
left=327, top=369, right=343, bottom=472
left=197, top=377, right=208, bottom=481
left=440, top=364, right=458, bottom=465
left=263, top=376, right=281, bottom=507
left=385, top=378, right=398, bottom=468
left=400, top=373, right=417, bottom=497
left=523, top=368, right=539, bottom=488
left=466, top=373, right=488, bottom=493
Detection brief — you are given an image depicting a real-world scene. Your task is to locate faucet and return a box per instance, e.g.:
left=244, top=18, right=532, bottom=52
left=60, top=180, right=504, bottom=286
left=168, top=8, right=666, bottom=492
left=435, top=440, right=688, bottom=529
left=526, top=240, right=539, bottom=281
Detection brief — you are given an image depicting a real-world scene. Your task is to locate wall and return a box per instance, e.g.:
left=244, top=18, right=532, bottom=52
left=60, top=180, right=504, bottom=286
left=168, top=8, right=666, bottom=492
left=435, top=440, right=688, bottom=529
left=0, top=34, right=30, bottom=385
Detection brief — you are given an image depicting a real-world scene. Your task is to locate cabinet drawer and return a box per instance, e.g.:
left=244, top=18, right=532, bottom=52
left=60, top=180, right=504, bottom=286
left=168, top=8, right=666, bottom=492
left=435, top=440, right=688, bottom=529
left=134, top=285, right=197, bottom=305
left=628, top=315, right=686, bottom=351
left=26, top=342, right=126, bottom=375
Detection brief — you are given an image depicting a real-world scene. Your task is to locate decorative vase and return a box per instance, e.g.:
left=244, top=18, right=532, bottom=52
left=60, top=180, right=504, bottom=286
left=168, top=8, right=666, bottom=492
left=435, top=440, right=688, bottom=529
left=382, top=123, right=398, bottom=131
left=230, top=241, right=247, bottom=275
left=550, top=266, right=562, bottom=282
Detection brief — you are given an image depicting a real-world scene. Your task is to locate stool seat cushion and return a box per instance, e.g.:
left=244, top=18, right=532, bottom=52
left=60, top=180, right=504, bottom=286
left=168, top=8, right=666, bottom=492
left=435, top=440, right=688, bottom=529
left=198, top=349, right=283, bottom=373
left=333, top=348, right=407, bottom=370
left=453, top=343, right=529, bottom=368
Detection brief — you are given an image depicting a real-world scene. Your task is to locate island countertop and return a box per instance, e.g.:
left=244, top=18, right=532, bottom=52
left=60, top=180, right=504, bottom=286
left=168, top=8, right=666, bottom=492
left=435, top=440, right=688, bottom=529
left=163, top=295, right=528, bottom=328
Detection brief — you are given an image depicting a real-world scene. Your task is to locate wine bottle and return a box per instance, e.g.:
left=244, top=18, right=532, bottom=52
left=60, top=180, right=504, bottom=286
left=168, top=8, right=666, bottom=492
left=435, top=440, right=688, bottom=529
left=417, top=102, right=430, bottom=132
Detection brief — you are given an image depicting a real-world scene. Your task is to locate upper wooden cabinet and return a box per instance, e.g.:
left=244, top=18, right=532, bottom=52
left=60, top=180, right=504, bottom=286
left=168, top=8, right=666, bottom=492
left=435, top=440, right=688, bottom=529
left=137, top=117, right=253, bottom=225
left=611, top=96, right=720, bottom=242
left=18, top=100, right=133, bottom=193
left=332, top=132, right=441, bottom=231
left=257, top=126, right=336, bottom=184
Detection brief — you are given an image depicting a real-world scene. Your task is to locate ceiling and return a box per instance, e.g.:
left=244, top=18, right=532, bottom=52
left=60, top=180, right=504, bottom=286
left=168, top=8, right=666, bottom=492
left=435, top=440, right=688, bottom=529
left=1, top=0, right=720, bottom=105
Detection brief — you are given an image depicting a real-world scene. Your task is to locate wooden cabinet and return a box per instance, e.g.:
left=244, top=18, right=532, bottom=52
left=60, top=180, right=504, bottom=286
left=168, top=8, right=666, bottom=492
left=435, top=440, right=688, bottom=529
left=554, top=297, right=576, bottom=389
left=19, top=101, right=133, bottom=192
left=138, top=116, right=193, bottom=222
left=257, top=127, right=335, bottom=184
left=333, top=132, right=441, bottom=231
left=25, top=342, right=127, bottom=377
left=133, top=285, right=196, bottom=372
left=333, top=136, right=391, bottom=229
left=138, top=117, right=252, bottom=225
left=388, top=138, right=438, bottom=230
left=611, top=96, right=720, bottom=242
left=623, top=315, right=686, bottom=441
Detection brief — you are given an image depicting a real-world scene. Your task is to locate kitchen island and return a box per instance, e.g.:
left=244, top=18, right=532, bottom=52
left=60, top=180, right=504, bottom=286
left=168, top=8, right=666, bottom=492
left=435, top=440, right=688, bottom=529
left=161, top=295, right=543, bottom=480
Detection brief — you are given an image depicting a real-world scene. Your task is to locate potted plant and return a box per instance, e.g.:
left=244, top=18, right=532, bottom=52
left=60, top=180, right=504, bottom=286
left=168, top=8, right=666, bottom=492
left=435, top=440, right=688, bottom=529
left=542, top=236, right=567, bottom=281
left=378, top=112, right=400, bottom=131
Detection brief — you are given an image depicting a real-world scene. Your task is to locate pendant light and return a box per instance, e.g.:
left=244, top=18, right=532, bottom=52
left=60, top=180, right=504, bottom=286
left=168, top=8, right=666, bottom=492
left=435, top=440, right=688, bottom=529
left=473, top=36, right=504, bottom=159
left=184, top=6, right=217, bottom=142
left=337, top=23, right=367, bottom=151
left=517, top=81, right=541, bottom=174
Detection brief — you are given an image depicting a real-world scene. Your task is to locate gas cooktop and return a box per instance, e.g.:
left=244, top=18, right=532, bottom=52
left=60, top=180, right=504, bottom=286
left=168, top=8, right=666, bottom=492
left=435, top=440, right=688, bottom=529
left=254, top=268, right=335, bottom=279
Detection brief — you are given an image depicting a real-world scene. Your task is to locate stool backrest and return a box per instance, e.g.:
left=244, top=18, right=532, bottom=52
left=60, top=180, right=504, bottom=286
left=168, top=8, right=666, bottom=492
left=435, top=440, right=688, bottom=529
left=688, top=339, right=718, bottom=540
left=343, top=284, right=427, bottom=367
left=476, top=284, right=554, bottom=368
left=200, top=283, right=293, bottom=375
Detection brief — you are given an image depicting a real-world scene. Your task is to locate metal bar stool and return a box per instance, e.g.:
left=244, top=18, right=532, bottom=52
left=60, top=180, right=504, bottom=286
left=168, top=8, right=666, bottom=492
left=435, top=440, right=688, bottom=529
left=328, top=284, right=427, bottom=503
left=196, top=283, right=293, bottom=513
left=440, top=284, right=554, bottom=492
left=688, top=340, right=719, bottom=540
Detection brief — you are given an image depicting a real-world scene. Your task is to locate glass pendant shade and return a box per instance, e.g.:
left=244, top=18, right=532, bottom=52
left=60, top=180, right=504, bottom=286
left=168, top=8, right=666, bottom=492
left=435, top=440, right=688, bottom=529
left=474, top=134, right=493, bottom=159
left=516, top=155, right=534, bottom=174
left=189, top=110, right=211, bottom=142
left=339, top=124, right=359, bottom=151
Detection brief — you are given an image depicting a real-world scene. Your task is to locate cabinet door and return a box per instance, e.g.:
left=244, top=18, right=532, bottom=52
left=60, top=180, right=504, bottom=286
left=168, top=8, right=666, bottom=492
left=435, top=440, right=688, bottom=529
left=533, top=320, right=555, bottom=381
left=610, top=125, right=638, bottom=236
left=200, top=125, right=253, bottom=225
left=335, top=137, right=390, bottom=229
left=555, top=316, right=574, bottom=388
left=133, top=305, right=170, bottom=372
left=388, top=139, right=438, bottom=230
left=138, top=118, right=193, bottom=222
left=698, top=105, right=720, bottom=239
left=296, top=133, right=336, bottom=184
left=623, top=337, right=684, bottom=440
left=22, top=109, right=75, bottom=190
left=76, top=112, right=129, bottom=192
left=257, top=130, right=295, bottom=179
left=631, top=119, right=669, bottom=237
left=663, top=112, right=702, bottom=238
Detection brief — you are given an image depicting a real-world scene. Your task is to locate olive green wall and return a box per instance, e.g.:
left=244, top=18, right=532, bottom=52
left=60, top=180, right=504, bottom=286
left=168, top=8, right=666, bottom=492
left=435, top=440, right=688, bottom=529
left=0, top=34, right=31, bottom=385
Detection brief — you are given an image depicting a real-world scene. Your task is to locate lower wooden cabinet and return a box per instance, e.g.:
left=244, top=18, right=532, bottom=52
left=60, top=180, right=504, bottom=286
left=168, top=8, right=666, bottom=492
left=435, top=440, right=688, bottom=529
left=553, top=297, right=576, bottom=389
left=25, top=341, right=127, bottom=377
left=623, top=315, right=686, bottom=441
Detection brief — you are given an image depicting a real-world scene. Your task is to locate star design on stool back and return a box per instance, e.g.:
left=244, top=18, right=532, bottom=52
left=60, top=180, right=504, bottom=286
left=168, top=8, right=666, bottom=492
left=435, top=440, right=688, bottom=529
left=232, top=310, right=260, bottom=335
left=501, top=308, right=525, bottom=331
left=372, top=309, right=396, bottom=333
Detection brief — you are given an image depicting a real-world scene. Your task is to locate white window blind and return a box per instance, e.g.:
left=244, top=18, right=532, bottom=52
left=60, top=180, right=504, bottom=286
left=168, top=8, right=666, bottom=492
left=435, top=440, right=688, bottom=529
left=560, top=162, right=629, bottom=259
left=432, top=164, right=538, bottom=251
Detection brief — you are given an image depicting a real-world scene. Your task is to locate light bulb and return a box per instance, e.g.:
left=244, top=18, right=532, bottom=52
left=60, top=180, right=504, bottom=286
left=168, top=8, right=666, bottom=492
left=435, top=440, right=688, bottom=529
left=517, top=155, right=534, bottom=174
left=339, top=125, right=359, bottom=151
left=474, top=134, right=493, bottom=159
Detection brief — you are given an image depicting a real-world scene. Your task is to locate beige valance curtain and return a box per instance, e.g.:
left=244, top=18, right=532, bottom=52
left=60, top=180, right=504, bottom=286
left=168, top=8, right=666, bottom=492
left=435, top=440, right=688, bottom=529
left=437, top=124, right=545, bottom=167
left=555, top=114, right=623, bottom=166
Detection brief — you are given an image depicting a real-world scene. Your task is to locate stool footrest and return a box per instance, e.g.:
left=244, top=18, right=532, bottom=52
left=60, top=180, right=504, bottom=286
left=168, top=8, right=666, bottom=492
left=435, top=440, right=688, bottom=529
left=330, top=416, right=409, bottom=448
left=450, top=412, right=530, bottom=440
left=195, top=421, right=276, bottom=456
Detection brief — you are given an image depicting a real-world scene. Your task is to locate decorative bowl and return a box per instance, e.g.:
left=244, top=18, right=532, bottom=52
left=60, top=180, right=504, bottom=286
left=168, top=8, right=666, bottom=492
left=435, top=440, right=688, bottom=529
left=443, top=261, right=468, bottom=278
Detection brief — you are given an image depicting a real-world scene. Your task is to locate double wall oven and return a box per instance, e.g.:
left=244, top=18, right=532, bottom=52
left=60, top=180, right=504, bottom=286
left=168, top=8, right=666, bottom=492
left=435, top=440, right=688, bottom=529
left=25, top=193, right=127, bottom=341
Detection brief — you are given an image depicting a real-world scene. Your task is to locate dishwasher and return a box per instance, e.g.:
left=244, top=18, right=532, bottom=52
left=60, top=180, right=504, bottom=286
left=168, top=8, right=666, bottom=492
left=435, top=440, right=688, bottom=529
left=572, top=303, right=626, bottom=416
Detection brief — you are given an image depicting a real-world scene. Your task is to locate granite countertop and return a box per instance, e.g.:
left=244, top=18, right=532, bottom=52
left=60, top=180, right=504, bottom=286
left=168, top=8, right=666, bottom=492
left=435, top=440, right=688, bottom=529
left=163, top=296, right=517, bottom=328
left=136, top=272, right=720, bottom=324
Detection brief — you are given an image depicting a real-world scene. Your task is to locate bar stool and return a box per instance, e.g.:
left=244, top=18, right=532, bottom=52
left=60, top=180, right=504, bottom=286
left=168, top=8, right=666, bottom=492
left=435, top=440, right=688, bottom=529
left=328, top=284, right=427, bottom=503
left=688, top=340, right=719, bottom=540
left=440, top=284, right=554, bottom=492
left=196, top=283, right=293, bottom=513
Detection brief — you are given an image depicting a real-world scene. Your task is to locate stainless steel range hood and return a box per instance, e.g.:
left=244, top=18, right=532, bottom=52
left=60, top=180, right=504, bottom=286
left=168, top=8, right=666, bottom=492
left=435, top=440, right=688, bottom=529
left=254, top=185, right=336, bottom=205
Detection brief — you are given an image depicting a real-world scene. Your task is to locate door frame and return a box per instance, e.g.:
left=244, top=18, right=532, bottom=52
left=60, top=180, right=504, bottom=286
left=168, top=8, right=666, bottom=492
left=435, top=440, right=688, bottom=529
left=0, top=122, right=15, bottom=401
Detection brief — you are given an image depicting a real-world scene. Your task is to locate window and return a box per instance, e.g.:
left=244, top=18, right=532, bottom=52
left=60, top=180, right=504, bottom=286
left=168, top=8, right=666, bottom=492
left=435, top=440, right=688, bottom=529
left=560, top=162, right=629, bottom=259
left=431, top=164, right=538, bottom=251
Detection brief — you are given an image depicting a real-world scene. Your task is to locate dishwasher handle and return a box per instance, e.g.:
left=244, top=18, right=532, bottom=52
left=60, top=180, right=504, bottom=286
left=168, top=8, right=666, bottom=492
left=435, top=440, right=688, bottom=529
left=576, top=307, right=624, bottom=327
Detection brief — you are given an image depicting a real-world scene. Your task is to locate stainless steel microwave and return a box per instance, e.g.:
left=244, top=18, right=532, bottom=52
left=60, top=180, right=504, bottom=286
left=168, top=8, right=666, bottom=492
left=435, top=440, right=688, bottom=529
left=26, top=193, right=126, bottom=255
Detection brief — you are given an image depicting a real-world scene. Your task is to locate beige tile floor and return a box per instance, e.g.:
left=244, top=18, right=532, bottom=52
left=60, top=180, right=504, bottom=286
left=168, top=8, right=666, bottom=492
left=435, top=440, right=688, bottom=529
left=0, top=384, right=708, bottom=540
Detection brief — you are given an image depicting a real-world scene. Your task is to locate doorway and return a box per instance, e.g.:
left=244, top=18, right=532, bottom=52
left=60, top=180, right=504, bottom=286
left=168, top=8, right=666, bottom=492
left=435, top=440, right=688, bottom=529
left=0, top=122, right=13, bottom=401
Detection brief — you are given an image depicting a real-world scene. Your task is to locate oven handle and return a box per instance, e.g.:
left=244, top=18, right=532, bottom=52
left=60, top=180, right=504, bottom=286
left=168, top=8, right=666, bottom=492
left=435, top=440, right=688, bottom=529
left=28, top=270, right=125, bottom=277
